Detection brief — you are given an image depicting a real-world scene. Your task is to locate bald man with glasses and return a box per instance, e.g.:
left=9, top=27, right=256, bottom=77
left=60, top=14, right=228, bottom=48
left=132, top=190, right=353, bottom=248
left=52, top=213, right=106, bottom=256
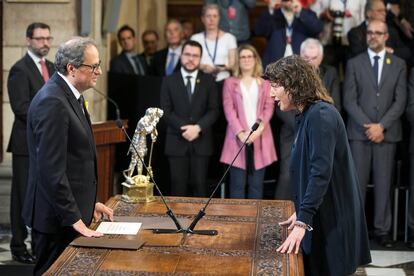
left=7, top=22, right=55, bottom=264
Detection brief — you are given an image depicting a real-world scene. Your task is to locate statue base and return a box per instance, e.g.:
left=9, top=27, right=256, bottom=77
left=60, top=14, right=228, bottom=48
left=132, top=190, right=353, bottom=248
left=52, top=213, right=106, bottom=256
left=121, top=175, right=155, bottom=203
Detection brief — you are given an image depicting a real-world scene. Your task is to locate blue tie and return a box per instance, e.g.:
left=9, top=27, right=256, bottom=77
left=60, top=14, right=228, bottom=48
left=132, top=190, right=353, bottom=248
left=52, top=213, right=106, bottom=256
left=373, top=55, right=380, bottom=85
left=165, top=52, right=176, bottom=76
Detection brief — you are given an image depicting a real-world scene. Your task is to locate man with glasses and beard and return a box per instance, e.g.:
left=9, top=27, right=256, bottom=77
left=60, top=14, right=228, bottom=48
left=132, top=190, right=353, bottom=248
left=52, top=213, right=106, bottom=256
left=160, top=40, right=219, bottom=197
left=344, top=19, right=407, bottom=248
left=7, top=22, right=55, bottom=264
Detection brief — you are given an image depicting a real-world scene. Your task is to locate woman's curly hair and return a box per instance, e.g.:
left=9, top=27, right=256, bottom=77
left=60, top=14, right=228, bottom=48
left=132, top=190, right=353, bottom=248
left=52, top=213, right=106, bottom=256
left=263, top=55, right=333, bottom=108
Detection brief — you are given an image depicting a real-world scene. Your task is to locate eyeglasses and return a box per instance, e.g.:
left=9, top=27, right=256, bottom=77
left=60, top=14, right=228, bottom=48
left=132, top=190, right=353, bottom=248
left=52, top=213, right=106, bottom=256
left=80, top=60, right=102, bottom=73
left=182, top=53, right=201, bottom=59
left=367, top=30, right=387, bottom=36
left=31, top=36, right=54, bottom=42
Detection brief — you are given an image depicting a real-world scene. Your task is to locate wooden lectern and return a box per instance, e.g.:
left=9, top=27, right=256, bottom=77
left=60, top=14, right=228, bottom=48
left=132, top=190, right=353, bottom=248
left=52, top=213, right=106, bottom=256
left=92, top=120, right=126, bottom=202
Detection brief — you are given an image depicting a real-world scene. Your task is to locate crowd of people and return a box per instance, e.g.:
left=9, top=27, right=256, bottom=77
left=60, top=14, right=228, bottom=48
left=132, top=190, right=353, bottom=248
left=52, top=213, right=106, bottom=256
left=110, top=0, right=414, bottom=249
left=6, top=0, right=414, bottom=274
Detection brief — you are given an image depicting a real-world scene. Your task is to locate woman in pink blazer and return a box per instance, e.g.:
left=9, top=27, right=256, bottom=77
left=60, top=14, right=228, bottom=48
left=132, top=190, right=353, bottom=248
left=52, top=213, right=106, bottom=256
left=220, top=44, right=277, bottom=199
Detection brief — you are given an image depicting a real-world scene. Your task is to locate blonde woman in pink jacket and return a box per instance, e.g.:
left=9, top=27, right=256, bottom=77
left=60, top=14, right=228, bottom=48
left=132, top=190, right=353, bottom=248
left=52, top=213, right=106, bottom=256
left=220, top=44, right=277, bottom=199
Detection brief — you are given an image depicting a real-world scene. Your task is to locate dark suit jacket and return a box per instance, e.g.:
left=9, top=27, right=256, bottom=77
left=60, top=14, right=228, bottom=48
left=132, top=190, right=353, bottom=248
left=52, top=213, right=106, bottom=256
left=138, top=52, right=154, bottom=68
left=23, top=73, right=97, bottom=234
left=109, top=52, right=147, bottom=75
left=344, top=52, right=407, bottom=142
left=254, top=8, right=322, bottom=67
left=160, top=71, right=219, bottom=156
left=150, top=48, right=181, bottom=76
left=347, top=21, right=411, bottom=61
left=7, top=53, right=55, bottom=155
left=290, top=102, right=371, bottom=273
left=320, top=64, right=341, bottom=112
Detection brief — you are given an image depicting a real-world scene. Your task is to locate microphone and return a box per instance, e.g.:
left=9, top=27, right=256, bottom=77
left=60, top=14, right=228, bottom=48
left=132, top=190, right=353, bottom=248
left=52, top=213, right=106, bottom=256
left=116, top=121, right=186, bottom=233
left=92, top=87, right=121, bottom=122
left=186, top=122, right=260, bottom=235
left=93, top=87, right=185, bottom=233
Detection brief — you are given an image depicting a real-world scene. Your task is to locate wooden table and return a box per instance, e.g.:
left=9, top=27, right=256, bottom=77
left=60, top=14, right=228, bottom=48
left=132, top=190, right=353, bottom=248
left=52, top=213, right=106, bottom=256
left=46, top=196, right=304, bottom=275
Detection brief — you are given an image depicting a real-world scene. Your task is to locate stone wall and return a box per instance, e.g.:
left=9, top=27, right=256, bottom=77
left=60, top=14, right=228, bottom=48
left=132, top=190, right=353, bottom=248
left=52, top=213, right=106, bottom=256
left=2, top=0, right=108, bottom=167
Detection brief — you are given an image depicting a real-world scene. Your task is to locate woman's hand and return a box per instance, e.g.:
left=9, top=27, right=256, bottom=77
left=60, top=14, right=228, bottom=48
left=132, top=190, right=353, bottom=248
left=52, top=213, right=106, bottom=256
left=93, top=202, right=114, bottom=222
left=201, top=64, right=218, bottom=74
left=248, top=121, right=265, bottom=144
left=276, top=212, right=305, bottom=254
left=279, top=212, right=296, bottom=229
left=277, top=225, right=306, bottom=254
left=237, top=131, right=248, bottom=144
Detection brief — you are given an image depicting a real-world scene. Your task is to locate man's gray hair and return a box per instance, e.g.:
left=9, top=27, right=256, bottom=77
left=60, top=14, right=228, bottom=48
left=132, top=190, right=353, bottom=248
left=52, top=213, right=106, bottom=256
left=300, top=38, right=324, bottom=57
left=55, top=37, right=97, bottom=75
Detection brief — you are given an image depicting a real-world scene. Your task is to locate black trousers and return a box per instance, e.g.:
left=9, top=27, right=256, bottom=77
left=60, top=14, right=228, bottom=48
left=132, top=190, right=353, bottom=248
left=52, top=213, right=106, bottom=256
left=168, top=155, right=209, bottom=197
left=33, top=227, right=78, bottom=276
left=10, top=154, right=33, bottom=254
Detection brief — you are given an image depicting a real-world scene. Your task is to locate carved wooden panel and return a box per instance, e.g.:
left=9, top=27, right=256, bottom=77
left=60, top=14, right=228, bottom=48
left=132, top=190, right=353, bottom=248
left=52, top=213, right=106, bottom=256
left=46, top=196, right=304, bottom=275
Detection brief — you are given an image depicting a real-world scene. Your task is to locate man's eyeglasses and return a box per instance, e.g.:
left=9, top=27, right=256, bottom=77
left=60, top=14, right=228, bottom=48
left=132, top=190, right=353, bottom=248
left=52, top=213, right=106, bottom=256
left=80, top=60, right=102, bottom=73
left=367, top=31, right=387, bottom=36
left=31, top=36, right=54, bottom=42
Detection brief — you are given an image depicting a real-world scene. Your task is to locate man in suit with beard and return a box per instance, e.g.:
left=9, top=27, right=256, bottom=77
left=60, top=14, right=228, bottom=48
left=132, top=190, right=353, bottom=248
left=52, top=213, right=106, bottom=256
left=7, top=22, right=55, bottom=264
left=344, top=19, right=407, bottom=248
left=23, top=37, right=113, bottom=275
left=160, top=40, right=219, bottom=197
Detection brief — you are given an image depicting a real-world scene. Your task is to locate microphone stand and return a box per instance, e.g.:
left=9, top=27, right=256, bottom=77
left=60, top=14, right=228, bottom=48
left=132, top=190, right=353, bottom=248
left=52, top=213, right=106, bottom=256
left=116, top=120, right=186, bottom=233
left=185, top=122, right=260, bottom=235
left=92, top=87, right=185, bottom=233
left=92, top=87, right=121, bottom=121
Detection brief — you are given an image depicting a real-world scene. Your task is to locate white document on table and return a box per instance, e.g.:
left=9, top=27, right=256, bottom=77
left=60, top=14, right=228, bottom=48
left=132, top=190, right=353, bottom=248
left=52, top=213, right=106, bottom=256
left=96, top=222, right=142, bottom=235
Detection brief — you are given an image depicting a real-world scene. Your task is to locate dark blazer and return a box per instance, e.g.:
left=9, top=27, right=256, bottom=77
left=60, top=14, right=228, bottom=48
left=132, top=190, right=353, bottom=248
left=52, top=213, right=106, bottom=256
left=7, top=53, right=55, bottom=155
left=347, top=21, right=411, bottom=61
left=23, top=73, right=97, bottom=234
left=160, top=70, right=219, bottom=156
left=290, top=102, right=371, bottom=274
left=344, top=52, right=407, bottom=142
left=319, top=64, right=341, bottom=112
left=150, top=48, right=181, bottom=76
left=109, top=52, right=147, bottom=75
left=254, top=8, right=322, bottom=67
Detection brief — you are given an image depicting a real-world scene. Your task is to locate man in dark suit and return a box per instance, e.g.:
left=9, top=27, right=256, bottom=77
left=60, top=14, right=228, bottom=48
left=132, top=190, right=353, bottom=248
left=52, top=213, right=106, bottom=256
left=160, top=40, right=219, bottom=197
left=254, top=0, right=323, bottom=67
left=274, top=38, right=341, bottom=200
left=7, top=22, right=55, bottom=264
left=348, top=0, right=411, bottom=61
left=344, top=19, right=407, bottom=248
left=150, top=19, right=183, bottom=76
left=23, top=37, right=113, bottom=275
left=110, top=25, right=147, bottom=75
